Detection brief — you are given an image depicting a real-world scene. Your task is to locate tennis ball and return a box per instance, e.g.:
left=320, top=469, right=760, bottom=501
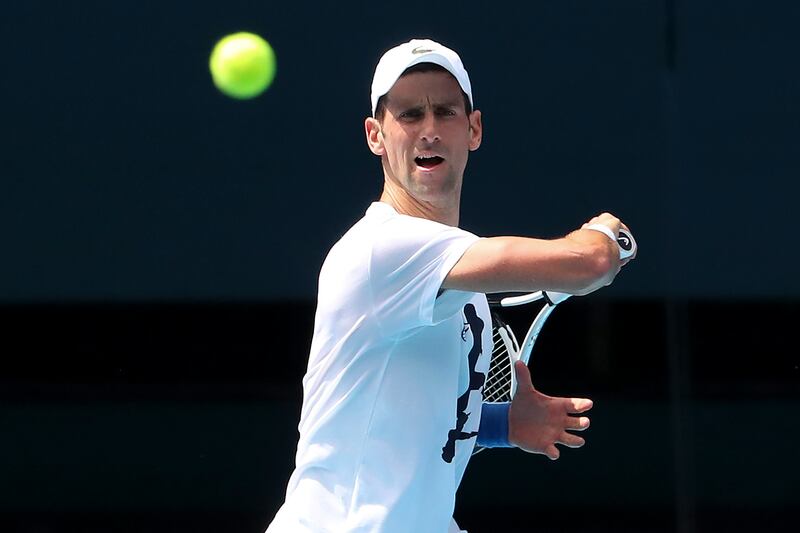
left=209, top=32, right=276, bottom=99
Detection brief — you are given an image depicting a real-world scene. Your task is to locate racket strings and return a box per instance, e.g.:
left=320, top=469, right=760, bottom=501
left=482, top=325, right=515, bottom=403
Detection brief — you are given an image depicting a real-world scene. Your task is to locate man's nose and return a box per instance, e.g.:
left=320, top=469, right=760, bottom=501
left=419, top=113, right=441, bottom=143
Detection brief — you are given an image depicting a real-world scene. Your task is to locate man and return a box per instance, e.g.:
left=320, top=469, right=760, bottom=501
left=267, top=39, right=634, bottom=533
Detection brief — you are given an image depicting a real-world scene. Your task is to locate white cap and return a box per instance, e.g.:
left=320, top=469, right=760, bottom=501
left=370, top=38, right=473, bottom=117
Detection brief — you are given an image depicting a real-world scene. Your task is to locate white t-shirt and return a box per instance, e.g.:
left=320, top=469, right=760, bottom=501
left=267, top=202, right=492, bottom=533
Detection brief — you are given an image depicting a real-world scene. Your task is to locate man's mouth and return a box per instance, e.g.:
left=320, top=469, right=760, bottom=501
left=414, top=155, right=444, bottom=170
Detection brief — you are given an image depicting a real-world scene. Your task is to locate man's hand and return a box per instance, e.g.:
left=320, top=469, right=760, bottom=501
left=582, top=212, right=623, bottom=235
left=580, top=212, right=636, bottom=266
left=508, top=360, right=593, bottom=460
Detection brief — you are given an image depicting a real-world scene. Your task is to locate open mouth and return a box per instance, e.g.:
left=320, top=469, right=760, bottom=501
left=414, top=155, right=444, bottom=170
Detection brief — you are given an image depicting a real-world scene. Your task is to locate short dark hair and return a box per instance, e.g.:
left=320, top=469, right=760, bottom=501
left=373, top=63, right=472, bottom=122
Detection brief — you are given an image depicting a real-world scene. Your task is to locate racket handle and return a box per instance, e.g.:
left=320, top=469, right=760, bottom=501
left=617, top=228, right=637, bottom=259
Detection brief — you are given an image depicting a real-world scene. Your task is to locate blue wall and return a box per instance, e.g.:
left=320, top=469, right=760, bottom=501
left=3, top=1, right=798, bottom=301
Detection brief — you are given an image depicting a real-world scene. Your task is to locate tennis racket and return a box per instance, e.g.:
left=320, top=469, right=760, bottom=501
left=482, top=228, right=637, bottom=403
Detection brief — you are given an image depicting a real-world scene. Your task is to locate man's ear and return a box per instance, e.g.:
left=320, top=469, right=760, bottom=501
left=365, top=117, right=384, bottom=156
left=468, top=110, right=483, bottom=151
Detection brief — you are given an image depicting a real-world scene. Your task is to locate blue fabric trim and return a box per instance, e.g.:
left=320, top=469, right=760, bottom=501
left=476, top=402, right=513, bottom=448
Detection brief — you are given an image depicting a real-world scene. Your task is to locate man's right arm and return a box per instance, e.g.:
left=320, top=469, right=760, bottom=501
left=442, top=213, right=627, bottom=296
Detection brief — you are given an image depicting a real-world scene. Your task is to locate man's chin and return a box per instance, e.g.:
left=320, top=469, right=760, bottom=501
left=409, top=176, right=460, bottom=201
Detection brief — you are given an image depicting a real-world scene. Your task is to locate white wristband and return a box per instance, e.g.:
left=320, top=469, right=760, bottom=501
left=584, top=223, right=617, bottom=242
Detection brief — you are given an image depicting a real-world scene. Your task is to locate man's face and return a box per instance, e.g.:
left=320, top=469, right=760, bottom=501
left=367, top=71, right=482, bottom=205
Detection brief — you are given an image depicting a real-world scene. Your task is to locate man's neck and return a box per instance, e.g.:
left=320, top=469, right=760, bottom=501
left=379, top=182, right=460, bottom=227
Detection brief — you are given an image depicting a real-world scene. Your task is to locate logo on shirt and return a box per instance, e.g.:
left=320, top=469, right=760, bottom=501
left=442, top=303, right=485, bottom=463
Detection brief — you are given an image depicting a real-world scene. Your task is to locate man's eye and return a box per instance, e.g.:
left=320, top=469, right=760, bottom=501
left=400, top=110, right=422, bottom=119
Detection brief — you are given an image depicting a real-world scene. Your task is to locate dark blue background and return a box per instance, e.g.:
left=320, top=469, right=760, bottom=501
left=3, top=0, right=798, bottom=302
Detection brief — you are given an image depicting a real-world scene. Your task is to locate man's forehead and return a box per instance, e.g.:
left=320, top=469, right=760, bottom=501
left=385, top=71, right=464, bottom=107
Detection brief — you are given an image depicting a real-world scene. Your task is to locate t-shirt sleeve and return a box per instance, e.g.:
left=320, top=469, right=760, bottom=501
left=368, top=215, right=480, bottom=335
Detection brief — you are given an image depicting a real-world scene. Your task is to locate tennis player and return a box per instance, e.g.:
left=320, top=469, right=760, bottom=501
left=267, top=39, right=635, bottom=533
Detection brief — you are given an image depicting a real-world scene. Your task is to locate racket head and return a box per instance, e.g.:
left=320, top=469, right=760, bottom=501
left=484, top=294, right=560, bottom=402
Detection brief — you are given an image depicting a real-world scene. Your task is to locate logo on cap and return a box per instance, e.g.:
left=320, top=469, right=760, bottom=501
left=412, top=46, right=434, bottom=54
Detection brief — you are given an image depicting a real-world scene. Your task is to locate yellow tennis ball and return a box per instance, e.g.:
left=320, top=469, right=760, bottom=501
left=209, top=32, right=276, bottom=99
